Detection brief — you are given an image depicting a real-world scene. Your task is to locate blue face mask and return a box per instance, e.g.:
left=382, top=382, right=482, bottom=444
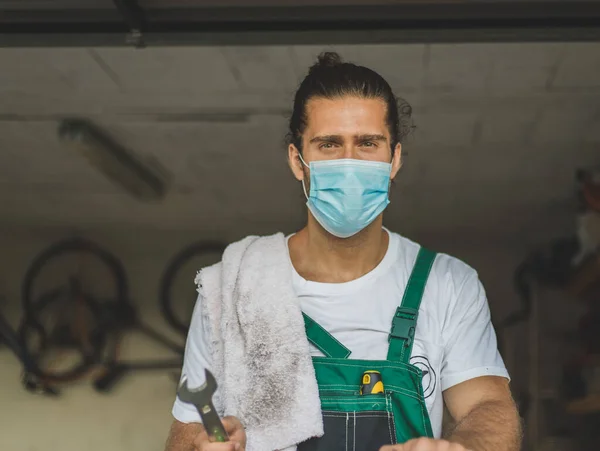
left=299, top=155, right=392, bottom=238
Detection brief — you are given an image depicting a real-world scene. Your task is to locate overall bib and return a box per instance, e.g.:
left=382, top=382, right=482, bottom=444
left=298, top=247, right=437, bottom=451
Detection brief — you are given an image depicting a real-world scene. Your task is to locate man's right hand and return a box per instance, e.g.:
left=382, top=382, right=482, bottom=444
left=192, top=417, right=246, bottom=451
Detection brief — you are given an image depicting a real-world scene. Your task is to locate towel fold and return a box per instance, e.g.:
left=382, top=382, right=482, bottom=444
left=195, top=233, right=324, bottom=451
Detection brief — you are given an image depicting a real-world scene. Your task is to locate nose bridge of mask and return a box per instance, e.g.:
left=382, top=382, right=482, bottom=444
left=298, top=153, right=392, bottom=197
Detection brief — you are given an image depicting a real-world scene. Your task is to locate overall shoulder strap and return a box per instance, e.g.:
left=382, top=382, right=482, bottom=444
left=387, top=247, right=437, bottom=363
left=303, top=313, right=351, bottom=359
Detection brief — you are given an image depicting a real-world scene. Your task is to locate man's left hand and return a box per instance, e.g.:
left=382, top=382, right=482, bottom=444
left=380, top=438, right=471, bottom=451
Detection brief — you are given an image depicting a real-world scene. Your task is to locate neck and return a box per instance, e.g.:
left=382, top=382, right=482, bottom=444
left=289, top=215, right=389, bottom=283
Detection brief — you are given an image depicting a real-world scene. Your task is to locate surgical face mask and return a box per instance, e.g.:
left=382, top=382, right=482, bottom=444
left=299, top=154, right=392, bottom=238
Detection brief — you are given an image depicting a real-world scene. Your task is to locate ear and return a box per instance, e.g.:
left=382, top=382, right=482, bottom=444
left=288, top=144, right=305, bottom=182
left=390, top=142, right=402, bottom=179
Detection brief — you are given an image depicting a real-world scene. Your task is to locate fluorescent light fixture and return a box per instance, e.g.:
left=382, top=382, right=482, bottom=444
left=58, top=118, right=171, bottom=201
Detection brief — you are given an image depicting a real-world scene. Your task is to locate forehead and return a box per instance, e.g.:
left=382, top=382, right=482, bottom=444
left=304, top=96, right=389, bottom=136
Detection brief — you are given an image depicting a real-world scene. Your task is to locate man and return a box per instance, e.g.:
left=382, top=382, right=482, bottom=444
left=165, top=52, right=522, bottom=451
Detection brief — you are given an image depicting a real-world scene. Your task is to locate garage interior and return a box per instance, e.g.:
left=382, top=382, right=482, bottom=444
left=1, top=1, right=600, bottom=451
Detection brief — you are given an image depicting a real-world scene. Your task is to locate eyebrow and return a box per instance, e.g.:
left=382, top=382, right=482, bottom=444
left=357, top=134, right=387, bottom=142
left=309, top=134, right=388, bottom=144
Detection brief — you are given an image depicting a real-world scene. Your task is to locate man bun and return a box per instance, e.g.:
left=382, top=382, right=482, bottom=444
left=309, top=51, right=343, bottom=74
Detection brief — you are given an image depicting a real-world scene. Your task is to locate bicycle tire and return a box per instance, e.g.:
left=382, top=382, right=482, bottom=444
left=159, top=242, right=225, bottom=335
left=22, top=237, right=129, bottom=316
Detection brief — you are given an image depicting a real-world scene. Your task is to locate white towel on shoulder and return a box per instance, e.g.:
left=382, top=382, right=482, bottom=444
left=195, top=233, right=323, bottom=451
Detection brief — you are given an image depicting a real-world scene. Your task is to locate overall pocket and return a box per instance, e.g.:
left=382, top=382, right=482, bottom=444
left=297, top=392, right=397, bottom=451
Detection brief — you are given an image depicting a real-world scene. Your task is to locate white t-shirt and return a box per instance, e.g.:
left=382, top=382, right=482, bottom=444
left=172, top=230, right=509, bottom=439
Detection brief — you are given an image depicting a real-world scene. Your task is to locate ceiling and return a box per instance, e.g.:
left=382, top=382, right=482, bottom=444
left=3, top=1, right=600, bottom=48
left=0, top=42, right=599, bottom=244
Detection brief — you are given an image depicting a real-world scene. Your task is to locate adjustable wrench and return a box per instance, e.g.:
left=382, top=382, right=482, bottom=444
left=177, top=369, right=228, bottom=442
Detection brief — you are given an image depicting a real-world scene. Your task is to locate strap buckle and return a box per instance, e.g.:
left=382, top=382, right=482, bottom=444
left=389, top=307, right=418, bottom=348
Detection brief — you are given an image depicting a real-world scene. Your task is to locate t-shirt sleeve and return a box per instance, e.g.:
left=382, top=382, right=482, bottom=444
left=171, top=292, right=213, bottom=423
left=440, top=272, right=509, bottom=392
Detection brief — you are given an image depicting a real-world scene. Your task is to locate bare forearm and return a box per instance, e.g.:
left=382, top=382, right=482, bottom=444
left=445, top=400, right=522, bottom=451
left=165, top=420, right=203, bottom=451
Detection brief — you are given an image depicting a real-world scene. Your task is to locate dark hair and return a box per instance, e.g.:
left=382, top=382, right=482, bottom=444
left=287, top=51, right=413, bottom=152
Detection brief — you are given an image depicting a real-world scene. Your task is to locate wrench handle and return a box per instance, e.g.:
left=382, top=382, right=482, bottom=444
left=206, top=423, right=228, bottom=443
left=199, top=402, right=228, bottom=443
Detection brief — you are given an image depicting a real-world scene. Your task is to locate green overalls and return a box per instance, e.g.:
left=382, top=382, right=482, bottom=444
left=298, top=247, right=437, bottom=450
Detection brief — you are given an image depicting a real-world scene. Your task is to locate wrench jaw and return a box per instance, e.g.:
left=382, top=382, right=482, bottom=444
left=177, top=368, right=217, bottom=404
left=176, top=378, right=198, bottom=405
left=176, top=370, right=229, bottom=443
left=204, top=368, right=218, bottom=393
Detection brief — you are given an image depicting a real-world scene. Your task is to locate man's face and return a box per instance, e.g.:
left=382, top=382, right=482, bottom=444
left=288, top=96, right=402, bottom=182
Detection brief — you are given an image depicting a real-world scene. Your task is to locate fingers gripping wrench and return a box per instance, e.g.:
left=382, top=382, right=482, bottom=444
left=177, top=369, right=228, bottom=442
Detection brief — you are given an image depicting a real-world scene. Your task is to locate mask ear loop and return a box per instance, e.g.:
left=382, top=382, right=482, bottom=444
left=298, top=152, right=310, bottom=200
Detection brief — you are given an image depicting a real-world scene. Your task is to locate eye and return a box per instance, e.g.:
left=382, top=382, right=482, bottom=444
left=319, top=142, right=336, bottom=149
left=361, top=141, right=377, bottom=148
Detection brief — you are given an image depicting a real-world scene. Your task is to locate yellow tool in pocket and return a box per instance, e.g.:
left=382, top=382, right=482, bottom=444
left=360, top=370, right=384, bottom=395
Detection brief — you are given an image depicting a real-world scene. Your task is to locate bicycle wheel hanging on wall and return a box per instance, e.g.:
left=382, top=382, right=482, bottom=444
left=19, top=237, right=129, bottom=387
left=159, top=242, right=225, bottom=335
left=22, top=237, right=128, bottom=315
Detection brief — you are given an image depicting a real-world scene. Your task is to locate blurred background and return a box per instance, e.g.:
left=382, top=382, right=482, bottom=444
left=1, top=1, right=600, bottom=450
